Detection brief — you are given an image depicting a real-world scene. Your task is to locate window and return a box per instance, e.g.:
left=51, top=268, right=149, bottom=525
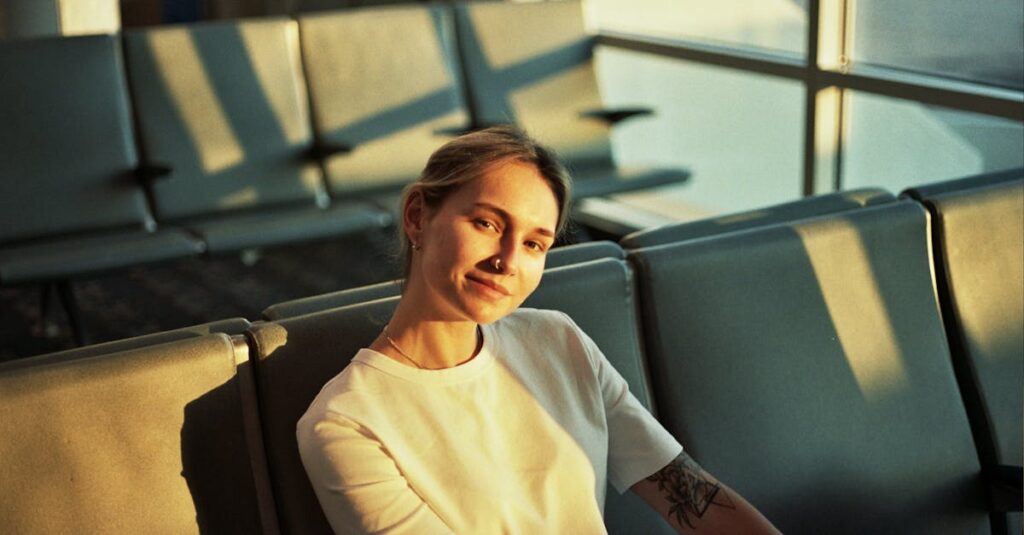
left=587, top=0, right=1023, bottom=220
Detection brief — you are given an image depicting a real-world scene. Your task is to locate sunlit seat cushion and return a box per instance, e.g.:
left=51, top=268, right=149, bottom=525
left=631, top=200, right=989, bottom=533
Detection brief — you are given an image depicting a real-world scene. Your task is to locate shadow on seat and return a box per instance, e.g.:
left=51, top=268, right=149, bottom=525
left=451, top=0, right=689, bottom=201
left=630, top=201, right=991, bottom=533
left=122, top=18, right=389, bottom=255
left=0, top=333, right=277, bottom=533
left=297, top=4, right=470, bottom=213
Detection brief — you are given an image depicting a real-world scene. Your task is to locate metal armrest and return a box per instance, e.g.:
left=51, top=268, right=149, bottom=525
left=135, top=163, right=173, bottom=185
left=580, top=107, right=654, bottom=125
left=307, top=140, right=355, bottom=160
left=986, top=464, right=1023, bottom=512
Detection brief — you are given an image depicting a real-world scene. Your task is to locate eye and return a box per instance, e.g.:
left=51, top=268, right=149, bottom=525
left=474, top=218, right=501, bottom=233
left=525, top=240, right=548, bottom=253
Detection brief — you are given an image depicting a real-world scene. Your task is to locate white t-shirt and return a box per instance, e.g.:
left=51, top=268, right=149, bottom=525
left=297, top=308, right=682, bottom=534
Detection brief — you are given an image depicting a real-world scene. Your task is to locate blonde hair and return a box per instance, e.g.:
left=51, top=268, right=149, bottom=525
left=399, top=126, right=572, bottom=278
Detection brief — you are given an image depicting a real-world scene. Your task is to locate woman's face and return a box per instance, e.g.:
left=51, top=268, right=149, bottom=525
left=406, top=160, right=560, bottom=325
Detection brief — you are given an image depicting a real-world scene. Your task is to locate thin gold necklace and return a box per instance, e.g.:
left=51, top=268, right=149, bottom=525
left=382, top=324, right=423, bottom=369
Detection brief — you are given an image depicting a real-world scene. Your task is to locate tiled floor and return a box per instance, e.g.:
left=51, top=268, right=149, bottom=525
left=0, top=228, right=400, bottom=362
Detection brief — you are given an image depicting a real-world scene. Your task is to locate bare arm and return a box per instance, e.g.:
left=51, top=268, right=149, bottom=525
left=631, top=452, right=781, bottom=534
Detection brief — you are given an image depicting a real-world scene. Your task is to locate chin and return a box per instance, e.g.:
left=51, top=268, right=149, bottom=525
left=457, top=298, right=520, bottom=325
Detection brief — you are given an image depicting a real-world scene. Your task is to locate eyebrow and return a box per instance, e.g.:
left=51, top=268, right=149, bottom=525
left=473, top=202, right=555, bottom=238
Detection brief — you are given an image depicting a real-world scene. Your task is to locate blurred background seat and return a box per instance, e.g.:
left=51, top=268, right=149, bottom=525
left=122, top=17, right=390, bottom=255
left=297, top=4, right=470, bottom=213
left=452, top=0, right=690, bottom=202
left=0, top=34, right=205, bottom=344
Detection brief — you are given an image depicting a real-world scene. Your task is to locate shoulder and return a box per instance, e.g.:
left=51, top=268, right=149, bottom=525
left=494, top=307, right=578, bottom=331
left=296, top=350, right=391, bottom=435
left=489, top=308, right=597, bottom=368
left=492, top=307, right=583, bottom=343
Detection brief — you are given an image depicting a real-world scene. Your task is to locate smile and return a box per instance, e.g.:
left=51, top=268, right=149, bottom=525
left=466, top=275, right=511, bottom=298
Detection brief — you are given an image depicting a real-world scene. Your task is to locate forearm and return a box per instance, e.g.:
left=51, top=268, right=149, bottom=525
left=630, top=452, right=781, bottom=534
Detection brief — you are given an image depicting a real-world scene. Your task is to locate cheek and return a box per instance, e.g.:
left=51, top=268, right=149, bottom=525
left=518, top=258, right=547, bottom=294
left=426, top=226, right=480, bottom=273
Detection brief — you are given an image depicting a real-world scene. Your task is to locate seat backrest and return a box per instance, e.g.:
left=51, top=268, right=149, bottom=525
left=123, top=18, right=323, bottom=222
left=453, top=0, right=612, bottom=170
left=298, top=5, right=469, bottom=196
left=631, top=201, right=989, bottom=534
left=261, top=240, right=625, bottom=320
left=0, top=317, right=251, bottom=372
left=620, top=187, right=894, bottom=249
left=0, top=34, right=150, bottom=244
left=922, top=179, right=1023, bottom=468
left=0, top=333, right=276, bottom=534
left=249, top=257, right=670, bottom=534
left=902, top=167, right=1023, bottom=201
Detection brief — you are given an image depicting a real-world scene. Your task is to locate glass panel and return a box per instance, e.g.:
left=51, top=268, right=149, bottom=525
left=852, top=0, right=1024, bottom=90
left=596, top=47, right=805, bottom=219
left=841, top=91, right=1024, bottom=192
left=586, top=0, right=808, bottom=57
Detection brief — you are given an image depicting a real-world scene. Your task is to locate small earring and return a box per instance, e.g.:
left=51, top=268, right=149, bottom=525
left=492, top=257, right=503, bottom=272
left=412, top=242, right=422, bottom=251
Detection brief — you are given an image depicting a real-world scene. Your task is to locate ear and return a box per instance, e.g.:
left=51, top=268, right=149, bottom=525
left=403, top=191, right=428, bottom=246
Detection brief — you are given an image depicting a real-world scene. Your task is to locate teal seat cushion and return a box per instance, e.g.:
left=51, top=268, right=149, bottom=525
left=1, top=318, right=251, bottom=371
left=0, top=34, right=148, bottom=244
left=0, top=334, right=272, bottom=533
left=187, top=203, right=390, bottom=254
left=0, top=228, right=203, bottom=285
left=261, top=241, right=625, bottom=320
left=621, top=188, right=894, bottom=249
left=631, top=201, right=988, bottom=533
left=251, top=257, right=671, bottom=534
left=926, top=180, right=1023, bottom=467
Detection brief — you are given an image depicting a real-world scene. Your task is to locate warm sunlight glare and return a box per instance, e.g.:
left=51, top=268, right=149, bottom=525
left=796, top=219, right=909, bottom=400
left=238, top=22, right=310, bottom=146
left=148, top=29, right=244, bottom=174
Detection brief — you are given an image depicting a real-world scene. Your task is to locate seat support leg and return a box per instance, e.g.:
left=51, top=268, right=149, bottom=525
left=56, top=280, right=87, bottom=346
left=32, top=282, right=61, bottom=338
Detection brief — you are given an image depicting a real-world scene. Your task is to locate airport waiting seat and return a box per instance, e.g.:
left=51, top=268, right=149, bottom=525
left=902, top=167, right=1023, bottom=201
left=910, top=178, right=1024, bottom=530
left=248, top=257, right=673, bottom=534
left=451, top=0, right=689, bottom=200
left=0, top=317, right=251, bottom=372
left=0, top=35, right=203, bottom=285
left=631, top=201, right=991, bottom=534
left=297, top=5, right=470, bottom=208
left=619, top=187, right=894, bottom=249
left=0, top=333, right=277, bottom=534
left=261, top=240, right=626, bottom=319
left=122, top=18, right=389, bottom=254
left=0, top=34, right=205, bottom=344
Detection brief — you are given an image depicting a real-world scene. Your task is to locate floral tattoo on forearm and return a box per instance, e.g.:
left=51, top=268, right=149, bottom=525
left=647, top=453, right=736, bottom=529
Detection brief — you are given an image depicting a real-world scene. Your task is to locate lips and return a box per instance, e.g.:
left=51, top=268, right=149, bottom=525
left=466, top=274, right=511, bottom=297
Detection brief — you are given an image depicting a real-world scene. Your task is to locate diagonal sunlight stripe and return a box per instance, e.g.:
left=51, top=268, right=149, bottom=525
left=148, top=29, right=244, bottom=174
left=301, top=9, right=453, bottom=134
left=239, top=22, right=309, bottom=146
left=795, top=218, right=909, bottom=401
left=470, top=2, right=586, bottom=70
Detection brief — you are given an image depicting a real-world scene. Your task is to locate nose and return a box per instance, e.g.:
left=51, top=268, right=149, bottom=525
left=492, top=235, right=519, bottom=276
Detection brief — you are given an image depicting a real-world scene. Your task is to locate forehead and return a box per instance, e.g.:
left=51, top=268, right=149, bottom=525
left=444, top=160, right=560, bottom=229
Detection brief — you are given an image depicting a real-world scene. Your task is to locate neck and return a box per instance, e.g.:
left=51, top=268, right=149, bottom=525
left=372, top=299, right=482, bottom=369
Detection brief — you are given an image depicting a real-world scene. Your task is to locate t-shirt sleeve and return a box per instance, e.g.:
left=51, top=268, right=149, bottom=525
left=559, top=312, right=683, bottom=494
left=297, top=412, right=454, bottom=535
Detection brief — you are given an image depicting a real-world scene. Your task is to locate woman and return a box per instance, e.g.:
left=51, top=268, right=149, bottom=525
left=297, top=127, right=779, bottom=534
